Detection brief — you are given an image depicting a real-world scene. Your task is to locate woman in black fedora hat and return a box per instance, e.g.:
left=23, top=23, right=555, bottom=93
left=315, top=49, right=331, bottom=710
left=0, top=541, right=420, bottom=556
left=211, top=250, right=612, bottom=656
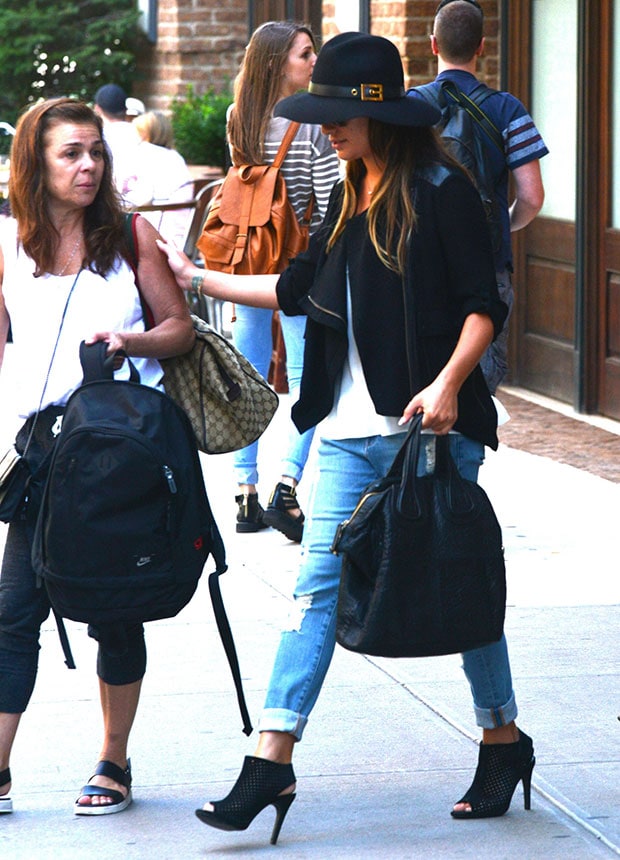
left=158, top=31, right=534, bottom=843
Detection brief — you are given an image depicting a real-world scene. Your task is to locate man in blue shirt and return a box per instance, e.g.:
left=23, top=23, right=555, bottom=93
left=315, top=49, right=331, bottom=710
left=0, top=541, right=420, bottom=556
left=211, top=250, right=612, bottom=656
left=410, top=0, right=549, bottom=395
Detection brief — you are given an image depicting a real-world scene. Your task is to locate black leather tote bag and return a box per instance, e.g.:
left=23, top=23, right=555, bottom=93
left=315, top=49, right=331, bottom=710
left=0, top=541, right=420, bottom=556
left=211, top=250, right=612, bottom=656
left=332, top=415, right=506, bottom=658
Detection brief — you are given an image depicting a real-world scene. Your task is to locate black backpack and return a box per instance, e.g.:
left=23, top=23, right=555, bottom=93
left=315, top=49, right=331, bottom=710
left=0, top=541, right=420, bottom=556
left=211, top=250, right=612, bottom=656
left=414, top=80, right=505, bottom=254
left=32, top=341, right=252, bottom=734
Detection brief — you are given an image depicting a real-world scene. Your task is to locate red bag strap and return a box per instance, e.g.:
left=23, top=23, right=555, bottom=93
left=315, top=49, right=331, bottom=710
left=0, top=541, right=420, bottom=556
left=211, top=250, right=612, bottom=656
left=123, top=212, right=155, bottom=330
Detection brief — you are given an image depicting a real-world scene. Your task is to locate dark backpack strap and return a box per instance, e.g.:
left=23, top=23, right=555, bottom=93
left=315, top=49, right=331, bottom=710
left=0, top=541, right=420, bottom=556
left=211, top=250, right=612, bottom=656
left=53, top=610, right=77, bottom=669
left=207, top=525, right=254, bottom=736
left=123, top=211, right=251, bottom=734
left=441, top=81, right=504, bottom=153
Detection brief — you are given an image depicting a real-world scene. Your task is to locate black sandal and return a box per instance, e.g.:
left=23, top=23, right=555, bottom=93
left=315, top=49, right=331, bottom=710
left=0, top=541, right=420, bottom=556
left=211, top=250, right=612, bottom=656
left=0, top=767, right=12, bottom=814
left=74, top=759, right=132, bottom=816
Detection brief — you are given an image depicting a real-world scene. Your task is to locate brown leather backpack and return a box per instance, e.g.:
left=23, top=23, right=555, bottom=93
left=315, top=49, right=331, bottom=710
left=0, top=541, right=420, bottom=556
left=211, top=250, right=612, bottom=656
left=196, top=122, right=313, bottom=275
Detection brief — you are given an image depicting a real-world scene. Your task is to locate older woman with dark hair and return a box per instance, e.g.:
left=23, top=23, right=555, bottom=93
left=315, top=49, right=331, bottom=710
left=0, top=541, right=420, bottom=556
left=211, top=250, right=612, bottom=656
left=0, top=97, right=193, bottom=816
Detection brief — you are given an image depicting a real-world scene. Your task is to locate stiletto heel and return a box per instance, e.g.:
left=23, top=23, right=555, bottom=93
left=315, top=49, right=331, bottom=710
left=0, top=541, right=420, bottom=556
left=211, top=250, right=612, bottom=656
left=522, top=756, right=534, bottom=811
left=270, top=792, right=296, bottom=845
left=195, top=755, right=296, bottom=845
left=451, top=729, right=535, bottom=819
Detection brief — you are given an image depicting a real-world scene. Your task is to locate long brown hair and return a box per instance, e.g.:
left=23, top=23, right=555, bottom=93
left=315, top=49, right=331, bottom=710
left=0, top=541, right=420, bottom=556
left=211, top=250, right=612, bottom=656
left=9, top=97, right=125, bottom=277
left=327, top=120, right=465, bottom=275
left=227, top=21, right=316, bottom=166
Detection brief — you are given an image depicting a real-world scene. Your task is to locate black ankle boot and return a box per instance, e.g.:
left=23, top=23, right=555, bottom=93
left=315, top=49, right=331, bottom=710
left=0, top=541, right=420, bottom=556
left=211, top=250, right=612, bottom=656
left=195, top=756, right=296, bottom=845
left=235, top=493, right=269, bottom=533
left=451, top=729, right=535, bottom=819
left=262, top=482, right=305, bottom=543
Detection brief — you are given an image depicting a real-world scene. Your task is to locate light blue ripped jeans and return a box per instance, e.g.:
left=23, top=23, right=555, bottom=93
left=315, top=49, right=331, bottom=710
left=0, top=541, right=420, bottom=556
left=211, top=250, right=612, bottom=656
left=259, top=431, right=517, bottom=740
left=232, top=305, right=314, bottom=485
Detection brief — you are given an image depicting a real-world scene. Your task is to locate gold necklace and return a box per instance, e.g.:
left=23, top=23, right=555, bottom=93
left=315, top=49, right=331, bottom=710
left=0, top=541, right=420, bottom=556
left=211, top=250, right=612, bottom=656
left=53, top=235, right=82, bottom=277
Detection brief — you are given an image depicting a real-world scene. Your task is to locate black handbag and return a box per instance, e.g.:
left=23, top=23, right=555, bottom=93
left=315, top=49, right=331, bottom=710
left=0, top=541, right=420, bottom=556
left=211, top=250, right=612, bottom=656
left=0, top=406, right=65, bottom=524
left=331, top=414, right=506, bottom=658
left=0, top=447, right=29, bottom=522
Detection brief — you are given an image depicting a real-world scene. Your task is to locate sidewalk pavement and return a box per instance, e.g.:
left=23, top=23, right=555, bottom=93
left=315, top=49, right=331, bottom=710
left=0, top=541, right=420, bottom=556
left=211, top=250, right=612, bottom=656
left=0, top=351, right=618, bottom=859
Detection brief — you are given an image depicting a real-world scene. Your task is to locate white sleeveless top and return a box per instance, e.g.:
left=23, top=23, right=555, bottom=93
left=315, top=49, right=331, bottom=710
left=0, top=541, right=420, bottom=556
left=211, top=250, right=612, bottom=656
left=1, top=218, right=162, bottom=418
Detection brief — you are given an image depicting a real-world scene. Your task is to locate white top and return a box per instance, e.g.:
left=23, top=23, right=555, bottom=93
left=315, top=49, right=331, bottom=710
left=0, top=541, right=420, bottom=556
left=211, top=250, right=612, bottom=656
left=0, top=218, right=162, bottom=418
left=320, top=269, right=403, bottom=440
left=130, top=144, right=194, bottom=246
left=103, top=121, right=193, bottom=245
left=102, top=121, right=146, bottom=203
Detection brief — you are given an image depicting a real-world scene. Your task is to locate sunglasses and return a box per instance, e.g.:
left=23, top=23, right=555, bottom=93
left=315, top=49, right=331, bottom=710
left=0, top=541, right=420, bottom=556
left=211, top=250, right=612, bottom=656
left=322, top=119, right=350, bottom=128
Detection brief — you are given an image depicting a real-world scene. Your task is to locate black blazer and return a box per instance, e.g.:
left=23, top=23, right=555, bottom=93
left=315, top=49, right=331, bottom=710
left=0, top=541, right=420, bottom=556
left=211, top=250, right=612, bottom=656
left=276, top=163, right=507, bottom=449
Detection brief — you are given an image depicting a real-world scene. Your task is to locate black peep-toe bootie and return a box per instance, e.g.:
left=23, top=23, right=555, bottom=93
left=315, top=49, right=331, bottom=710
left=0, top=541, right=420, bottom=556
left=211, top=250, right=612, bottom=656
left=195, top=756, right=296, bottom=845
left=451, top=729, right=535, bottom=819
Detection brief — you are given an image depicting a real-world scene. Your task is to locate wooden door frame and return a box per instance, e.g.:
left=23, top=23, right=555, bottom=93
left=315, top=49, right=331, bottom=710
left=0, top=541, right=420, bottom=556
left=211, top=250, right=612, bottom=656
left=580, top=0, right=606, bottom=413
left=506, top=0, right=609, bottom=414
left=504, top=0, right=532, bottom=385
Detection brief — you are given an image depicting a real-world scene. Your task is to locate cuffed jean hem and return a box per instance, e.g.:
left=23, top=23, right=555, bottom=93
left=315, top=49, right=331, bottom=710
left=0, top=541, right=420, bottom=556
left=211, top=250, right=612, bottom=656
left=473, top=692, right=518, bottom=729
left=279, top=461, right=306, bottom=485
left=258, top=708, right=307, bottom=741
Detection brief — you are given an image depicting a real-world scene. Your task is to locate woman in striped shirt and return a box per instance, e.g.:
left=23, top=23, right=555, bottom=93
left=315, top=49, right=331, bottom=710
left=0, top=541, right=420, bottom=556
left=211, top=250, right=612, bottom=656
left=225, top=21, right=340, bottom=542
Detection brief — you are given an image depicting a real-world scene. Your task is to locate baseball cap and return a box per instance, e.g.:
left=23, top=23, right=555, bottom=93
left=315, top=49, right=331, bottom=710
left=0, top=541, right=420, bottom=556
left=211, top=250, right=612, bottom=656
left=125, top=97, right=146, bottom=117
left=94, top=84, right=128, bottom=115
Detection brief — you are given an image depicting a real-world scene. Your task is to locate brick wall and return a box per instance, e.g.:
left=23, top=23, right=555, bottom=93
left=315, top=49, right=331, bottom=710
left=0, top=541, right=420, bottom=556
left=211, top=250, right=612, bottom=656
left=135, top=0, right=500, bottom=112
left=133, top=0, right=247, bottom=112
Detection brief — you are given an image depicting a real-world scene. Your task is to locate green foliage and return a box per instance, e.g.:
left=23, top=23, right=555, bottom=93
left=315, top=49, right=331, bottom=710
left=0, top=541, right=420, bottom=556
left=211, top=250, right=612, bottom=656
left=0, top=0, right=143, bottom=125
left=171, top=85, right=231, bottom=169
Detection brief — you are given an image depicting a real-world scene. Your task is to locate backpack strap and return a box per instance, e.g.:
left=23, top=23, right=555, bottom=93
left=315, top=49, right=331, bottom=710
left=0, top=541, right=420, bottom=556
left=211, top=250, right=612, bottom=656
left=230, top=171, right=257, bottom=268
left=272, top=123, right=315, bottom=228
left=207, top=528, right=254, bottom=736
left=272, top=122, right=301, bottom=169
left=53, top=611, right=77, bottom=669
left=116, top=227, right=253, bottom=733
left=440, top=81, right=504, bottom=153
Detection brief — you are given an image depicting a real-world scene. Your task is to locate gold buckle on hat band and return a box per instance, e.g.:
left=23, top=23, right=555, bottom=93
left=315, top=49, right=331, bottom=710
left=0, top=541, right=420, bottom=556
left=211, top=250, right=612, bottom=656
left=360, top=84, right=383, bottom=101
left=308, top=82, right=405, bottom=102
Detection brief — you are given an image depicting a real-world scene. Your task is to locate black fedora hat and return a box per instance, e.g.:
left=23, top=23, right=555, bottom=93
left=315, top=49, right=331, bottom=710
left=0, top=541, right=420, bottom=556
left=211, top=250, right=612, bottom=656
left=275, top=32, right=440, bottom=127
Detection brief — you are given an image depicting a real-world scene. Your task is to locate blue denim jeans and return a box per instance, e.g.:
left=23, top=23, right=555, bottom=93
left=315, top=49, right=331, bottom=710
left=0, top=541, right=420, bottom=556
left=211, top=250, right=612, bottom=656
left=259, top=432, right=517, bottom=740
left=232, top=305, right=315, bottom=486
